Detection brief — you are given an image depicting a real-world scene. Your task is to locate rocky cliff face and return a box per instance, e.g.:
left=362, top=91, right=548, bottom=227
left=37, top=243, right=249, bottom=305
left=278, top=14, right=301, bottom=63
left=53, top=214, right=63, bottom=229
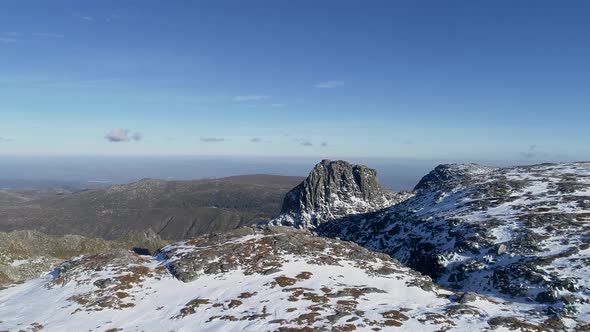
left=276, top=160, right=410, bottom=228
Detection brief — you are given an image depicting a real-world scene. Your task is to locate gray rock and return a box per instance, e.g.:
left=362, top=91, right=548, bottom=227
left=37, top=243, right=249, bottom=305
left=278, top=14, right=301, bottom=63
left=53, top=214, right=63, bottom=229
left=536, top=289, right=558, bottom=304
left=277, top=160, right=406, bottom=228
left=459, top=292, right=478, bottom=304
left=561, top=294, right=578, bottom=305
left=93, top=278, right=115, bottom=289
left=263, top=268, right=282, bottom=275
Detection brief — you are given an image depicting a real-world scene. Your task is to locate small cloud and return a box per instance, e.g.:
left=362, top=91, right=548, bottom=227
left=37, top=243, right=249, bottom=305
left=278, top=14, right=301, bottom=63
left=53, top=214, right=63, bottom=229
left=233, top=95, right=270, bottom=102
left=314, top=80, right=344, bottom=88
left=32, top=32, right=65, bottom=38
left=105, top=128, right=142, bottom=143
left=271, top=103, right=286, bottom=108
left=4, top=32, right=21, bottom=37
left=73, top=13, right=94, bottom=21
left=200, top=137, right=224, bottom=142
left=0, top=37, right=17, bottom=43
left=250, top=137, right=262, bottom=143
left=320, top=142, right=328, bottom=147
left=105, top=128, right=131, bottom=142
left=0, top=137, right=14, bottom=143
left=300, top=141, right=313, bottom=147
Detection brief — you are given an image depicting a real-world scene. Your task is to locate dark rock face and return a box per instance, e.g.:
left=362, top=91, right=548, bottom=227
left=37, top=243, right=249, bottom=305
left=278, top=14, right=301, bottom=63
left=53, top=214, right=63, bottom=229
left=276, top=160, right=408, bottom=228
left=406, top=243, right=446, bottom=279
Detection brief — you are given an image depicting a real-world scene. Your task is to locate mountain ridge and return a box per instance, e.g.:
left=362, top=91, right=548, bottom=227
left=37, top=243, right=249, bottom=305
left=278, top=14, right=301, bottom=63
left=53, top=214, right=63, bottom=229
left=0, top=174, right=304, bottom=240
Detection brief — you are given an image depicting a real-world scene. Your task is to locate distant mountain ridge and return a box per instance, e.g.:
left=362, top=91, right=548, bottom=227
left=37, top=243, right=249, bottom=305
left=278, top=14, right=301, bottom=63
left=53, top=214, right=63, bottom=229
left=0, top=174, right=304, bottom=240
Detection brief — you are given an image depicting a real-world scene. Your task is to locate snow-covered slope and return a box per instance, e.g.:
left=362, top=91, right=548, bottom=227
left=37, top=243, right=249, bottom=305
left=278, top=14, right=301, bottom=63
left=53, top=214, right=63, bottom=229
left=0, top=226, right=556, bottom=331
left=318, top=162, right=590, bottom=329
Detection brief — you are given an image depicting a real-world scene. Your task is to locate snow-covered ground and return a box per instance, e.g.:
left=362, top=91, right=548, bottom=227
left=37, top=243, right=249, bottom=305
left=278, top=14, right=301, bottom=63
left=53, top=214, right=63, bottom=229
left=3, top=161, right=590, bottom=331
left=0, top=227, right=555, bottom=331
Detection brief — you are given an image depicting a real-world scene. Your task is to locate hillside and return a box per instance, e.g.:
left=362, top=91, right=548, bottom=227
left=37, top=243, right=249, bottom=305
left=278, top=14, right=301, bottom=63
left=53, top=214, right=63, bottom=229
left=0, top=230, right=167, bottom=287
left=0, top=226, right=562, bottom=331
left=280, top=161, right=590, bottom=327
left=0, top=174, right=303, bottom=240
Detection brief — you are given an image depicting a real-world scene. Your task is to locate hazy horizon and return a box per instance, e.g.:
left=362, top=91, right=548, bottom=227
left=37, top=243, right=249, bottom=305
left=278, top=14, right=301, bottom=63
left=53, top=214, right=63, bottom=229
left=0, top=155, right=579, bottom=192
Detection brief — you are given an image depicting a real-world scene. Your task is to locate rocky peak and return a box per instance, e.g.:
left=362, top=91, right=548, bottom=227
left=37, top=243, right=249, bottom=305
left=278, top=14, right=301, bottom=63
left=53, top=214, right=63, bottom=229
left=413, top=163, right=497, bottom=192
left=276, top=160, right=408, bottom=229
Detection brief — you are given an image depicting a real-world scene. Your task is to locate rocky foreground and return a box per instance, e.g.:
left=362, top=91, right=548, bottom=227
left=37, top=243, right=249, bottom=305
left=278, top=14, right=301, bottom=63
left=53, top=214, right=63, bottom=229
left=0, top=226, right=561, bottom=331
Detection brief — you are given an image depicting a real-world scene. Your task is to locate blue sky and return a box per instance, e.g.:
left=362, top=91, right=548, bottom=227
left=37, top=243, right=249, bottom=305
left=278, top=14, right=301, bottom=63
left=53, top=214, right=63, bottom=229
left=1, top=0, right=589, bottom=161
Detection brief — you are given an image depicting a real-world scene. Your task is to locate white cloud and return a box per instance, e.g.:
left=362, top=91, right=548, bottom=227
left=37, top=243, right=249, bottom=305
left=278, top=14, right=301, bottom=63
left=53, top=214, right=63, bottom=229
left=233, top=95, right=270, bottom=102
left=271, top=103, right=286, bottom=108
left=73, top=13, right=94, bottom=21
left=0, top=32, right=65, bottom=44
left=105, top=129, right=142, bottom=143
left=314, top=80, right=345, bottom=88
left=200, top=137, right=225, bottom=142
left=0, top=37, right=17, bottom=43
left=105, top=129, right=130, bottom=142
left=32, top=32, right=65, bottom=38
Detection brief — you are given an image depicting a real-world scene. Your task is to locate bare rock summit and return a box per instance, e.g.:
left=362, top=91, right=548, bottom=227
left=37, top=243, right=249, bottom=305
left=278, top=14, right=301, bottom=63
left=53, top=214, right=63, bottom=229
left=276, top=160, right=410, bottom=228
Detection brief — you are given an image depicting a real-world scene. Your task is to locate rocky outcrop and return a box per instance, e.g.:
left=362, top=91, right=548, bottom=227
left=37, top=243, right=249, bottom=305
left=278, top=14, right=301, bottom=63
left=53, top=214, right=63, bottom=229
left=413, top=163, right=497, bottom=192
left=0, top=230, right=168, bottom=287
left=275, top=160, right=410, bottom=228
